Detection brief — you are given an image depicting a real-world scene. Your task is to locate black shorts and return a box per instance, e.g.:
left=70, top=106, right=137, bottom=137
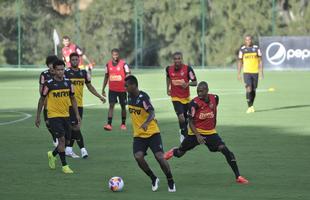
left=48, top=117, right=71, bottom=140
left=69, top=106, right=83, bottom=125
left=172, top=101, right=189, bottom=116
left=108, top=90, right=127, bottom=105
left=133, top=133, right=163, bottom=155
left=179, top=134, right=225, bottom=152
left=243, top=73, right=259, bottom=89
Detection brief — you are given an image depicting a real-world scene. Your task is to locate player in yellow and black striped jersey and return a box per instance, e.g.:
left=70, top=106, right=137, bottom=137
left=64, top=52, right=105, bottom=158
left=38, top=55, right=58, bottom=146
left=35, top=60, right=81, bottom=174
left=125, top=75, right=176, bottom=192
left=237, top=35, right=264, bottom=113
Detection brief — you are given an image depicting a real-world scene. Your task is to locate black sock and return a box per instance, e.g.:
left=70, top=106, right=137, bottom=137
left=251, top=90, right=256, bottom=106
left=52, top=148, right=58, bottom=157
left=75, top=130, right=85, bottom=149
left=108, top=117, right=112, bottom=125
left=221, top=147, right=240, bottom=178
left=68, top=138, right=74, bottom=147
left=121, top=117, right=126, bottom=125
left=179, top=121, right=188, bottom=136
left=59, top=152, right=67, bottom=166
left=246, top=92, right=251, bottom=107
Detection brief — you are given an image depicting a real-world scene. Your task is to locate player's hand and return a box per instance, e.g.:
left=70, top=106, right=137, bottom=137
left=259, top=73, right=264, bottom=80
left=35, top=117, right=41, bottom=128
left=102, top=91, right=106, bottom=97
left=99, top=96, right=106, bottom=104
left=167, top=89, right=171, bottom=96
left=237, top=74, right=242, bottom=81
left=195, top=134, right=206, bottom=144
left=140, top=123, right=149, bottom=131
left=76, top=115, right=81, bottom=128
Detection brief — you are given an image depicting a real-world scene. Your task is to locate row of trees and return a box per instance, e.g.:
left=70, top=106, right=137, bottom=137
left=0, top=0, right=309, bottom=67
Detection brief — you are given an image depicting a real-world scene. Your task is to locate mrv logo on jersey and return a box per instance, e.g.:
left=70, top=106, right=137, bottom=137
left=259, top=36, right=310, bottom=69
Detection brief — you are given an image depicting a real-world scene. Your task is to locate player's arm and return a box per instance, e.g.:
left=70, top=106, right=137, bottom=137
left=86, top=83, right=106, bottom=103
left=76, top=46, right=91, bottom=65
left=124, top=63, right=131, bottom=76
left=258, top=48, right=264, bottom=79
left=165, top=66, right=171, bottom=96
left=186, top=66, right=197, bottom=87
left=102, top=65, right=109, bottom=97
left=140, top=96, right=155, bottom=131
left=237, top=49, right=243, bottom=81
left=70, top=96, right=81, bottom=126
left=188, top=101, right=205, bottom=144
left=35, top=83, right=48, bottom=127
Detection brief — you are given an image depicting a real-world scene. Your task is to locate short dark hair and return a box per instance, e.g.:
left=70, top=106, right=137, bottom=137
left=62, top=35, right=70, bottom=40
left=111, top=48, right=120, bottom=54
left=125, top=75, right=138, bottom=87
left=198, top=81, right=209, bottom=88
left=69, top=52, right=79, bottom=60
left=45, top=55, right=58, bottom=66
left=53, top=59, right=65, bottom=69
left=172, top=51, right=183, bottom=58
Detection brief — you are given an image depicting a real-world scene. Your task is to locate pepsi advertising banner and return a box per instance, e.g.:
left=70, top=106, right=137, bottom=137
left=259, top=36, right=310, bottom=69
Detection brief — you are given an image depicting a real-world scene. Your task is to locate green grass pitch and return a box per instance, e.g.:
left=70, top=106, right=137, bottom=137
left=0, top=69, right=309, bottom=200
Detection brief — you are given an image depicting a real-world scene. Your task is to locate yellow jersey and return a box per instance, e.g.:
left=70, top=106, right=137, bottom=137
left=238, top=45, right=262, bottom=73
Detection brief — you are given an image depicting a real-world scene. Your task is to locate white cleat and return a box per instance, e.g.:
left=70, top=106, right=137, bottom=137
left=65, top=147, right=80, bottom=158
left=81, top=148, right=88, bottom=158
left=152, top=178, right=159, bottom=192
left=179, top=131, right=185, bottom=143
left=168, top=184, right=176, bottom=192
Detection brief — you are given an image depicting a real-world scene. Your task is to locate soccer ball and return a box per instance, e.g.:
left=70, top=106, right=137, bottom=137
left=108, top=176, right=124, bottom=192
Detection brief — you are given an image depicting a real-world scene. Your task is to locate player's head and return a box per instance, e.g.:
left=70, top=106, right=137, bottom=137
left=111, top=48, right=120, bottom=62
left=173, top=51, right=183, bottom=68
left=125, top=75, right=138, bottom=94
left=62, top=36, right=71, bottom=47
left=197, top=81, right=209, bottom=99
left=69, top=52, right=79, bottom=69
left=53, top=60, right=65, bottom=79
left=244, top=35, right=252, bottom=47
left=45, top=55, right=58, bottom=72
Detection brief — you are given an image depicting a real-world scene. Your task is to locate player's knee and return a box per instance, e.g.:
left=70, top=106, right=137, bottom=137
left=109, top=103, right=115, bottom=109
left=72, top=125, right=80, bottom=131
left=178, top=115, right=185, bottom=123
left=134, top=152, right=145, bottom=161
left=154, top=152, right=164, bottom=160
left=120, top=104, right=126, bottom=110
left=218, top=144, right=226, bottom=151
left=246, top=86, right=252, bottom=92
left=174, top=149, right=184, bottom=158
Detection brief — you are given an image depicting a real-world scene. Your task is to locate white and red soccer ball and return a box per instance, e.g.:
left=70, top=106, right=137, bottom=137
left=108, top=176, right=124, bottom=192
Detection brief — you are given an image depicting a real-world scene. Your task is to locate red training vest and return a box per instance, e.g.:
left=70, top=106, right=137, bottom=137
left=107, top=59, right=126, bottom=92
left=167, top=64, right=190, bottom=99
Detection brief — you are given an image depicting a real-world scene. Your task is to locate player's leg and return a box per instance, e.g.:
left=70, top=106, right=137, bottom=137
left=250, top=74, right=259, bottom=110
left=133, top=137, right=158, bottom=191
left=119, top=92, right=127, bottom=130
left=104, top=90, right=116, bottom=131
left=164, top=135, right=198, bottom=160
left=205, top=134, right=248, bottom=183
left=244, top=73, right=254, bottom=113
left=44, top=109, right=58, bottom=146
left=172, top=101, right=187, bottom=142
left=150, top=134, right=176, bottom=192
left=65, top=107, right=80, bottom=158
left=48, top=118, right=73, bottom=173
left=73, top=107, right=88, bottom=158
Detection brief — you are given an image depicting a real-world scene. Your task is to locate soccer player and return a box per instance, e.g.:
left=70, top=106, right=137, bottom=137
left=164, top=81, right=249, bottom=184
left=237, top=35, right=264, bottom=113
left=64, top=52, right=106, bottom=158
left=125, top=75, right=176, bottom=192
left=102, top=48, right=130, bottom=131
left=166, top=52, right=197, bottom=142
left=35, top=59, right=80, bottom=174
left=38, top=55, right=59, bottom=147
left=61, top=35, right=93, bottom=72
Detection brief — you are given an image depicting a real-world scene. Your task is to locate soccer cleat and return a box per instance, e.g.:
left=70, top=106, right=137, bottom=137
left=104, top=124, right=112, bottom=131
left=164, top=147, right=177, bottom=160
left=250, top=106, right=255, bottom=113
left=152, top=178, right=159, bottom=192
left=65, top=147, right=80, bottom=158
left=47, top=151, right=57, bottom=169
left=62, top=165, right=74, bottom=174
left=168, top=183, right=176, bottom=192
left=120, top=124, right=127, bottom=130
left=236, top=176, right=249, bottom=184
left=81, top=148, right=88, bottom=158
left=246, top=107, right=252, bottom=114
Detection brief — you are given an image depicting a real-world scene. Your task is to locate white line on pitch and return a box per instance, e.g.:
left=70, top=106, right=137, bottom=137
left=0, top=111, right=32, bottom=125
